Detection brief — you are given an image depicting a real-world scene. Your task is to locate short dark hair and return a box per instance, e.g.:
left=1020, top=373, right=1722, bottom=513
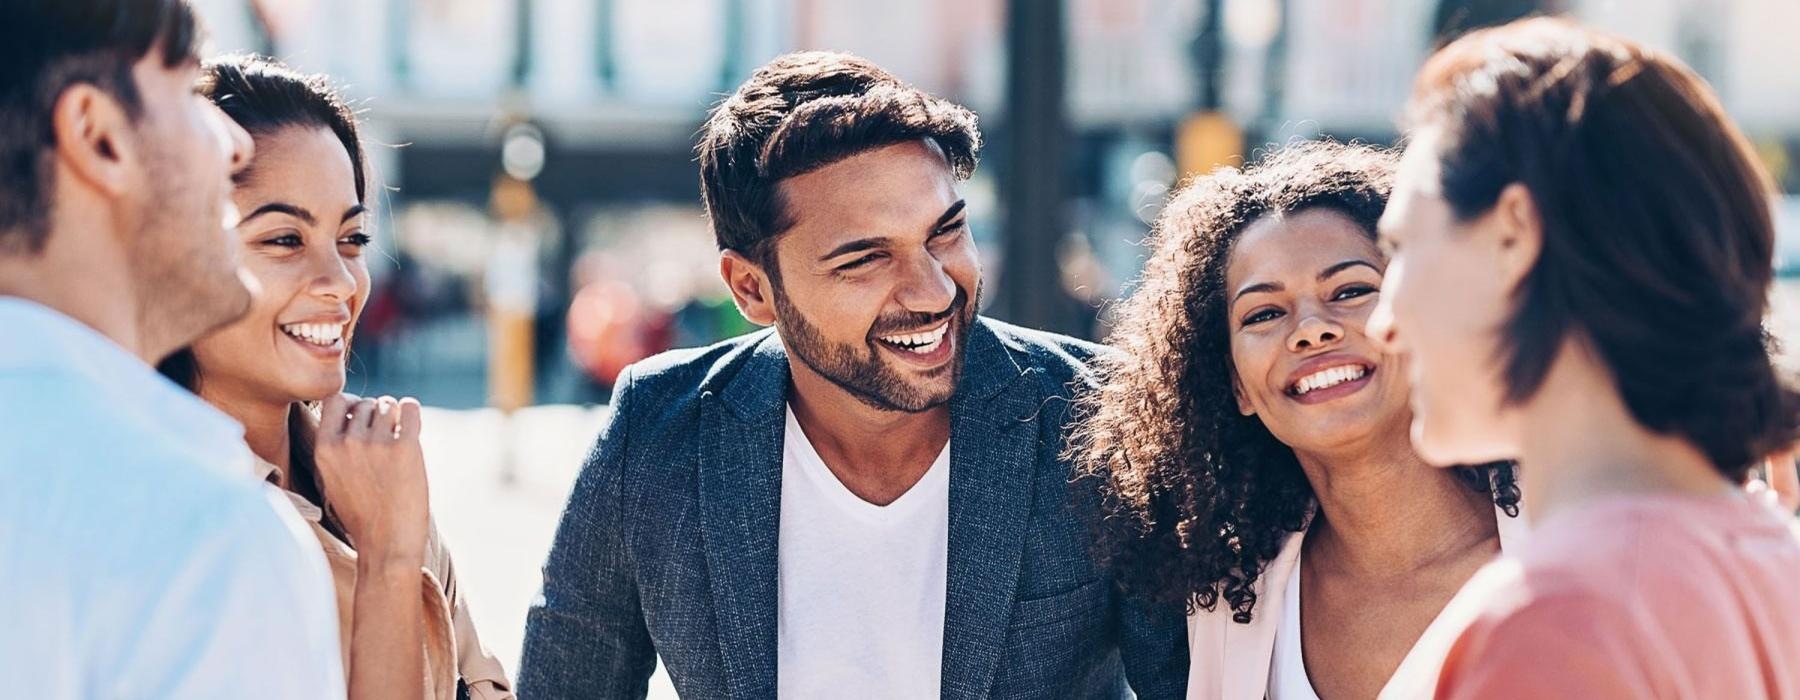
left=696, top=51, right=981, bottom=274
left=1409, top=17, right=1798, bottom=478
left=200, top=55, right=369, bottom=203
left=0, top=0, right=203, bottom=254
left=1068, top=141, right=1520, bottom=617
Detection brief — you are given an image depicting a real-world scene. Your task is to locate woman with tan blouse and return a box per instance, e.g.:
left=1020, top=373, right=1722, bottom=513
left=158, top=54, right=512, bottom=699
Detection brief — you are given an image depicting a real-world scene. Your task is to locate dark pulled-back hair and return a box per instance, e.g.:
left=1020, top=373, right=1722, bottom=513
left=158, top=54, right=368, bottom=539
left=0, top=0, right=203, bottom=254
left=201, top=54, right=369, bottom=202
left=1068, top=141, right=1519, bottom=620
left=696, top=51, right=981, bottom=273
left=1410, top=18, right=1798, bottom=479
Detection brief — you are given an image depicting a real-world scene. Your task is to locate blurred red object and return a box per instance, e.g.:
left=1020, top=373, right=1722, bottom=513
left=566, top=280, right=670, bottom=387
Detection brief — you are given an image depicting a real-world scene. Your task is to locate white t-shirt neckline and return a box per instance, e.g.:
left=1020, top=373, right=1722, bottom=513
left=776, top=405, right=951, bottom=699
left=783, top=407, right=950, bottom=524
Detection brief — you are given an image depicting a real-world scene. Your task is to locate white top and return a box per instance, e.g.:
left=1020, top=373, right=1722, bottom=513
left=776, top=406, right=950, bottom=699
left=0, top=298, right=345, bottom=699
left=1184, top=505, right=1526, bottom=700
left=1268, top=560, right=1322, bottom=700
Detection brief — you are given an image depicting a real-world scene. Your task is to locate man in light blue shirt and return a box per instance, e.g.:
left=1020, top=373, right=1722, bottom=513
left=0, top=1, right=344, bottom=696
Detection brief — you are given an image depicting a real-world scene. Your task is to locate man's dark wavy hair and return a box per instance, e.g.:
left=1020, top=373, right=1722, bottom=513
left=696, top=51, right=980, bottom=277
left=1068, top=141, right=1520, bottom=621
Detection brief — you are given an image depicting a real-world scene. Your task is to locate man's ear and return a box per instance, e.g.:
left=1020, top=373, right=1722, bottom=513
left=720, top=249, right=778, bottom=327
left=50, top=82, right=139, bottom=201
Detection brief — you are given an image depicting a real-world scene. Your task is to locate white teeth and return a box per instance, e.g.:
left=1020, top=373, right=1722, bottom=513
left=906, top=335, right=944, bottom=354
left=281, top=322, right=345, bottom=347
left=1293, top=365, right=1368, bottom=396
left=880, top=323, right=949, bottom=351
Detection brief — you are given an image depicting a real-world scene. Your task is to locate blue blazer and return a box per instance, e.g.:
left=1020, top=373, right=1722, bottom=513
left=519, top=318, right=1188, bottom=699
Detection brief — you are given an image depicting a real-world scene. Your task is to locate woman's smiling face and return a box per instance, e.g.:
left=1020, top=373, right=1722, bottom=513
left=190, top=125, right=371, bottom=404
left=1225, top=207, right=1412, bottom=457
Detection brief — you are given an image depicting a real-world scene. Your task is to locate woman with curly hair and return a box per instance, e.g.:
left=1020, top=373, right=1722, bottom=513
left=1068, top=140, right=1521, bottom=700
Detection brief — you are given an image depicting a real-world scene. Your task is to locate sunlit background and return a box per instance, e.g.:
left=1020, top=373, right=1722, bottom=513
left=181, top=0, right=1800, bottom=694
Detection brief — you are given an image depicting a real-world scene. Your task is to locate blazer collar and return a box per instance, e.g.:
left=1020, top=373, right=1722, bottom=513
left=699, top=318, right=1044, bottom=698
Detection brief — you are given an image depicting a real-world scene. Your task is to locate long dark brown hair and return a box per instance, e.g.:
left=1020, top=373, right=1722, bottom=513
left=1067, top=141, right=1520, bottom=621
left=157, top=54, right=367, bottom=541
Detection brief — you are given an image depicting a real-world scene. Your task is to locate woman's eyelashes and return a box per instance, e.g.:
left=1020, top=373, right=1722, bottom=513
left=1243, top=306, right=1284, bottom=326
left=262, top=231, right=304, bottom=248
left=1239, top=284, right=1380, bottom=327
left=257, top=229, right=372, bottom=253
left=1333, top=284, right=1378, bottom=301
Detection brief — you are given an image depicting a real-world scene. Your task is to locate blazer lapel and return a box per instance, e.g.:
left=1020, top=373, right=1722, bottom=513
left=940, top=320, right=1041, bottom=700
left=698, top=334, right=788, bottom=699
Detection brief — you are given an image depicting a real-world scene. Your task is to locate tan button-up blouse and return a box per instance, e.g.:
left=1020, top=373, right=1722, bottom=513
left=255, top=459, right=514, bottom=700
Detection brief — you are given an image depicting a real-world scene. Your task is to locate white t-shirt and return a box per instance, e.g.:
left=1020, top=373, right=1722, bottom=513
left=777, top=406, right=950, bottom=699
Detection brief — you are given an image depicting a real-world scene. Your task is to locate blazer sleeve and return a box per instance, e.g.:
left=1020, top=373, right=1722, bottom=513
left=518, top=365, right=657, bottom=698
left=1117, top=574, right=1192, bottom=698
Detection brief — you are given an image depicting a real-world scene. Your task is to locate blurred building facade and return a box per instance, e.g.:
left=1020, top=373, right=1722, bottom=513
left=187, top=0, right=1800, bottom=407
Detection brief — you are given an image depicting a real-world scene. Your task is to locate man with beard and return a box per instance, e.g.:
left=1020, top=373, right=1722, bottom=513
left=520, top=52, right=1187, bottom=698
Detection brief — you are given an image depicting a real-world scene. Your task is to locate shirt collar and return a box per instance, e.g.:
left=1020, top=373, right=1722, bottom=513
left=253, top=455, right=281, bottom=484
left=0, top=296, right=252, bottom=474
left=252, top=455, right=326, bottom=523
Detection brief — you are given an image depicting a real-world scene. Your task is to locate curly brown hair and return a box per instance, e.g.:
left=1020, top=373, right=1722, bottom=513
left=1068, top=140, right=1520, bottom=622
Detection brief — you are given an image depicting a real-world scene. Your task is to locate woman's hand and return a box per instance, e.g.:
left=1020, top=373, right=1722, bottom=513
left=315, top=393, right=431, bottom=567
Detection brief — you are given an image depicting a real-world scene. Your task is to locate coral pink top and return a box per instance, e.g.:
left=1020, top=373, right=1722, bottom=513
left=1383, top=493, right=1800, bottom=699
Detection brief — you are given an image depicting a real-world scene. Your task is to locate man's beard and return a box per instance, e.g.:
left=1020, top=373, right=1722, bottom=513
left=132, top=143, right=253, bottom=361
left=774, top=283, right=978, bottom=413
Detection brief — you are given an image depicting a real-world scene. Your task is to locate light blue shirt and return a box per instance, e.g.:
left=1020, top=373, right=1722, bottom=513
left=0, top=298, right=345, bottom=698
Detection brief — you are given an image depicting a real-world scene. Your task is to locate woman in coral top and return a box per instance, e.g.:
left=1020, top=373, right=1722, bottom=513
left=1371, top=17, right=1800, bottom=699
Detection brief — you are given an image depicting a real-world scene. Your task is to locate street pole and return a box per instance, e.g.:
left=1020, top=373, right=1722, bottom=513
left=998, top=0, right=1083, bottom=337
left=1195, top=0, right=1225, bottom=111
left=1176, top=0, right=1243, bottom=182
